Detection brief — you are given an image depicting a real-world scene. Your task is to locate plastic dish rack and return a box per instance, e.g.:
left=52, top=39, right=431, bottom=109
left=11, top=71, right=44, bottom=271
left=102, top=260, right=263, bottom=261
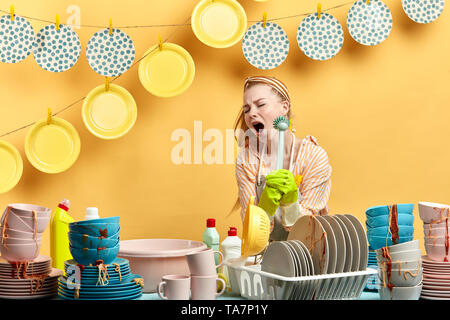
left=226, top=262, right=377, bottom=300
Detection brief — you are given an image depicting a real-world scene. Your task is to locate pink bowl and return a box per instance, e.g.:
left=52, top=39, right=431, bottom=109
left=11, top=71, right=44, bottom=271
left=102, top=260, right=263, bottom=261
left=3, top=204, right=51, bottom=218
left=419, top=202, right=450, bottom=224
left=425, top=243, right=450, bottom=262
left=424, top=236, right=449, bottom=246
left=0, top=227, right=42, bottom=240
left=0, top=242, right=40, bottom=262
left=118, top=239, right=207, bottom=293
left=1, top=236, right=42, bottom=246
left=1, top=212, right=49, bottom=233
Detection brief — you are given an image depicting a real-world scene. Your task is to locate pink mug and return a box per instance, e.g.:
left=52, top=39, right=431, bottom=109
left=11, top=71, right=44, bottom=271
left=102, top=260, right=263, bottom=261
left=157, top=275, right=191, bottom=300
left=191, top=275, right=226, bottom=300
left=186, top=248, right=224, bottom=276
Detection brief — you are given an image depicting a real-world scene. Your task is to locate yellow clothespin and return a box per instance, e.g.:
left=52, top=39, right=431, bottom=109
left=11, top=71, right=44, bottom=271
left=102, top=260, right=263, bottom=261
left=47, top=108, right=52, bottom=125
left=105, top=77, right=110, bottom=91
left=158, top=35, right=163, bottom=51
left=317, top=3, right=322, bottom=19
left=55, top=14, right=60, bottom=31
left=109, top=18, right=113, bottom=35
left=10, top=5, right=14, bottom=21
left=366, top=0, right=370, bottom=4
left=262, top=12, right=267, bottom=28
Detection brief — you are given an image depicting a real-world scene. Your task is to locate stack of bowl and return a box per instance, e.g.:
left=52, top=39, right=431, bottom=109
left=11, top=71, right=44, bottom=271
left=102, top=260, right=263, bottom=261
left=0, top=204, right=51, bottom=262
left=376, top=240, right=422, bottom=300
left=68, top=217, right=120, bottom=266
left=418, top=201, right=450, bottom=261
left=365, top=204, right=415, bottom=250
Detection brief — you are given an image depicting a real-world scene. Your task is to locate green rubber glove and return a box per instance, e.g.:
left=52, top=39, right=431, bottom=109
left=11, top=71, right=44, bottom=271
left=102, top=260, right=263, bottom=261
left=265, top=169, right=299, bottom=205
left=258, top=185, right=283, bottom=217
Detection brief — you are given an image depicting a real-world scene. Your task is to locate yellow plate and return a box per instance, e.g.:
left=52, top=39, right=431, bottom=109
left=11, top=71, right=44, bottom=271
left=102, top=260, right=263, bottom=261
left=25, top=117, right=81, bottom=174
left=191, top=0, right=247, bottom=48
left=82, top=84, right=137, bottom=139
left=0, top=140, right=23, bottom=193
left=138, top=43, right=195, bottom=98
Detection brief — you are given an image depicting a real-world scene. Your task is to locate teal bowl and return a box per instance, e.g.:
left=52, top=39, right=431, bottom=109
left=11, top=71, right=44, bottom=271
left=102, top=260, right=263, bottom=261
left=366, top=214, right=414, bottom=228
left=69, top=223, right=120, bottom=238
left=68, top=232, right=120, bottom=249
left=69, top=244, right=120, bottom=266
left=366, top=225, right=414, bottom=237
left=367, top=235, right=413, bottom=250
left=70, top=216, right=120, bottom=226
left=365, top=204, right=414, bottom=217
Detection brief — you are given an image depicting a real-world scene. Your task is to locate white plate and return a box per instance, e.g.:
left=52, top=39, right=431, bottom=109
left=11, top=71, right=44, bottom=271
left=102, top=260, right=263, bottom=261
left=336, top=215, right=360, bottom=272
left=288, top=240, right=308, bottom=299
left=332, top=216, right=353, bottom=272
left=284, top=241, right=301, bottom=276
left=288, top=215, right=329, bottom=275
left=0, top=14, right=35, bottom=63
left=401, top=0, right=445, bottom=24
left=421, top=288, right=450, bottom=296
left=261, top=241, right=296, bottom=277
left=323, top=215, right=346, bottom=273
left=422, top=255, right=450, bottom=266
left=295, top=240, right=315, bottom=299
left=316, top=216, right=337, bottom=274
left=345, top=214, right=369, bottom=271
left=0, top=255, right=51, bottom=265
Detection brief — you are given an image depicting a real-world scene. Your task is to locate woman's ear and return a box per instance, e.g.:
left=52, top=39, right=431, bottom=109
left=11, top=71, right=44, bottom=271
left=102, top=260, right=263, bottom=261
left=281, top=100, right=290, bottom=116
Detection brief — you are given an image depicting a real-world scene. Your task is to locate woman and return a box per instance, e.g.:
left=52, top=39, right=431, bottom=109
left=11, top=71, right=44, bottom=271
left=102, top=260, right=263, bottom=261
left=235, top=76, right=332, bottom=241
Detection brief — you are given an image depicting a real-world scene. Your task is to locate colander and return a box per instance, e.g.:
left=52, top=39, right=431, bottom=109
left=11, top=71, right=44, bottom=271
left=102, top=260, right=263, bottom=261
left=241, top=196, right=271, bottom=257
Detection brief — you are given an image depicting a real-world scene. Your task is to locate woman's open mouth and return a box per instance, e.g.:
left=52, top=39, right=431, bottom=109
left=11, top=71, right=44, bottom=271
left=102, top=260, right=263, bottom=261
left=252, top=122, right=265, bottom=136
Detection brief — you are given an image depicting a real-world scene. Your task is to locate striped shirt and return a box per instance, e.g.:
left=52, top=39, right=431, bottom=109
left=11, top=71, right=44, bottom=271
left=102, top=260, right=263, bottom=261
left=235, top=135, right=332, bottom=221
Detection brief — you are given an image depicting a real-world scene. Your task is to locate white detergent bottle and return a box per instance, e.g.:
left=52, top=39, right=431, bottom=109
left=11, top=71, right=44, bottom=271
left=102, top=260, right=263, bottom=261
left=85, top=207, right=100, bottom=220
left=220, top=227, right=242, bottom=292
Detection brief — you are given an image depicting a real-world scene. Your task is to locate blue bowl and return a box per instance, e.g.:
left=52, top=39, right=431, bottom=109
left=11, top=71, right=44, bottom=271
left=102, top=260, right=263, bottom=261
left=69, top=244, right=120, bottom=266
left=365, top=204, right=414, bottom=217
left=366, top=214, right=414, bottom=228
left=366, top=225, right=414, bottom=237
left=71, top=216, right=120, bottom=226
left=69, top=223, right=120, bottom=238
left=68, top=232, right=120, bottom=249
left=367, top=235, right=413, bottom=250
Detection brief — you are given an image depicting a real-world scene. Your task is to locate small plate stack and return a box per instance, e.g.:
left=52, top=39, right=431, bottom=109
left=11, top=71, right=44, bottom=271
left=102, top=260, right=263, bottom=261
left=421, top=256, right=450, bottom=300
left=58, top=258, right=144, bottom=300
left=0, top=256, right=62, bottom=299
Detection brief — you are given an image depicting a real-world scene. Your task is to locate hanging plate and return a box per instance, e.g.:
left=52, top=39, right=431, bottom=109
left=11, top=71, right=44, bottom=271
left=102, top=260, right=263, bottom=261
left=33, top=24, right=81, bottom=72
left=138, top=43, right=195, bottom=98
left=25, top=117, right=80, bottom=174
left=346, top=0, right=393, bottom=46
left=242, top=22, right=289, bottom=70
left=0, top=14, right=35, bottom=63
left=297, top=12, right=344, bottom=61
left=86, top=28, right=135, bottom=77
left=191, top=0, right=247, bottom=48
left=82, top=84, right=137, bottom=139
left=402, top=0, right=445, bottom=24
left=0, top=140, right=23, bottom=193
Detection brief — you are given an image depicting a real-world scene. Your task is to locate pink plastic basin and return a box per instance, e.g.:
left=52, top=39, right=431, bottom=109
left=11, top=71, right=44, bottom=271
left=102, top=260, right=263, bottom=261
left=118, top=239, right=207, bottom=293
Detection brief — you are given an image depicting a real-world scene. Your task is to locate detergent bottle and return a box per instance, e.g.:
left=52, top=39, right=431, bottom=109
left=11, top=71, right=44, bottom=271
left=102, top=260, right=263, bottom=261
left=202, top=218, right=220, bottom=266
left=50, top=199, right=73, bottom=270
left=220, top=227, right=242, bottom=291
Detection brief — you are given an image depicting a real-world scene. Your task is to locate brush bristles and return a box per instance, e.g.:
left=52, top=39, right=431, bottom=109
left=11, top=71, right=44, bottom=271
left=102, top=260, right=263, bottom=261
left=273, top=116, right=290, bottom=131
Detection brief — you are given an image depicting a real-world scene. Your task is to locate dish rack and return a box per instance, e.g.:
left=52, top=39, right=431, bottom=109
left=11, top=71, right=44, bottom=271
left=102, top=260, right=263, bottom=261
left=226, top=261, right=377, bottom=300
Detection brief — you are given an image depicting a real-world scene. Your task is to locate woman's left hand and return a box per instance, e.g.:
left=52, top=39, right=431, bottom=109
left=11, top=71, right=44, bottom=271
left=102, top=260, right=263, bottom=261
left=265, top=169, right=299, bottom=205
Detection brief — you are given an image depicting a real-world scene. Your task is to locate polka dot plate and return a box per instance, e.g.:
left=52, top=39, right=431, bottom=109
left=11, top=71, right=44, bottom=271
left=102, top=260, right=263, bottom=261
left=242, top=22, right=289, bottom=70
left=86, top=28, right=135, bottom=77
left=297, top=12, right=344, bottom=61
left=0, top=14, right=35, bottom=63
left=347, top=0, right=393, bottom=46
left=0, top=140, right=23, bottom=193
left=33, top=24, right=81, bottom=72
left=402, top=0, right=445, bottom=24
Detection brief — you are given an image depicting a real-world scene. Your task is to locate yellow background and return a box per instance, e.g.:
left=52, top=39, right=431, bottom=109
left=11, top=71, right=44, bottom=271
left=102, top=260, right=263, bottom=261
left=0, top=0, right=449, bottom=257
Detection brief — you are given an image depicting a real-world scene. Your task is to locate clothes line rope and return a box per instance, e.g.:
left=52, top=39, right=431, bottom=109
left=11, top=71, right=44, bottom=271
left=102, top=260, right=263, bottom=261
left=0, top=0, right=358, bottom=138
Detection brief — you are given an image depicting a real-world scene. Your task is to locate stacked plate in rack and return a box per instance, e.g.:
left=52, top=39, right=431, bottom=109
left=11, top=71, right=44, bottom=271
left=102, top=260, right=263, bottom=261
left=421, top=255, right=450, bottom=300
left=0, top=255, right=62, bottom=299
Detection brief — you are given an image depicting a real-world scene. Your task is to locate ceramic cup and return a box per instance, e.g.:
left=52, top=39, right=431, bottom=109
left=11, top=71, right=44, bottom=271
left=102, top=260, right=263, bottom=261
left=157, top=274, right=191, bottom=300
left=191, top=275, right=226, bottom=300
left=186, top=248, right=224, bottom=276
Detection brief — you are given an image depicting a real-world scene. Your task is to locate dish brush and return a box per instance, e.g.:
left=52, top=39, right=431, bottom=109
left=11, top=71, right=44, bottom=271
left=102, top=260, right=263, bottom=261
left=273, top=115, right=290, bottom=170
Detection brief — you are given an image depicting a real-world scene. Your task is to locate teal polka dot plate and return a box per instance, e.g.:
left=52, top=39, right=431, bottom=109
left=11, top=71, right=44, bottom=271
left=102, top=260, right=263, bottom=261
left=86, top=28, right=135, bottom=77
left=0, top=14, right=35, bottom=64
left=297, top=12, right=344, bottom=61
left=33, top=24, right=81, bottom=72
left=347, top=0, right=393, bottom=46
left=242, top=22, right=289, bottom=70
left=402, top=0, right=445, bottom=24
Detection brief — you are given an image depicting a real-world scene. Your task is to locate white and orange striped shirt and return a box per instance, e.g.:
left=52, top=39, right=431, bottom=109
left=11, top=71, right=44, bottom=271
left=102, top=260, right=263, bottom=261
left=235, top=135, right=332, bottom=221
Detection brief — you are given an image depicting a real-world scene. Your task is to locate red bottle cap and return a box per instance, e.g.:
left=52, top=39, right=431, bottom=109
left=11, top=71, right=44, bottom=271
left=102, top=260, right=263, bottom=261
left=228, top=227, right=237, bottom=236
left=206, top=218, right=216, bottom=228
